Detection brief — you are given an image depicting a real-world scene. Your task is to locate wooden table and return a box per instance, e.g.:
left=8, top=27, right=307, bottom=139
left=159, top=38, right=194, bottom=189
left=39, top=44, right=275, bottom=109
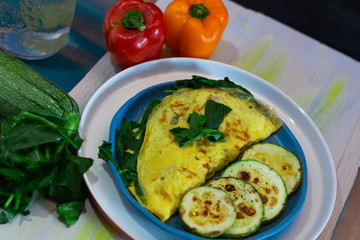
left=1, top=0, right=359, bottom=239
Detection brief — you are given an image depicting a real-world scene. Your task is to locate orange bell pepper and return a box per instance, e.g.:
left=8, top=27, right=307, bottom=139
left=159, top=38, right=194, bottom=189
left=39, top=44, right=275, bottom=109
left=164, top=0, right=228, bottom=58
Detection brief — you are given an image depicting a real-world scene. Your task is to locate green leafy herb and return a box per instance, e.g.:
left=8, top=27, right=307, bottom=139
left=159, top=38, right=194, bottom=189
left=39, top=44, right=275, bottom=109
left=168, top=75, right=259, bottom=106
left=0, top=109, right=93, bottom=226
left=56, top=201, right=85, bottom=227
left=170, top=100, right=232, bottom=147
left=98, top=141, right=119, bottom=171
left=98, top=99, right=161, bottom=205
left=205, top=99, right=232, bottom=129
left=171, top=75, right=252, bottom=94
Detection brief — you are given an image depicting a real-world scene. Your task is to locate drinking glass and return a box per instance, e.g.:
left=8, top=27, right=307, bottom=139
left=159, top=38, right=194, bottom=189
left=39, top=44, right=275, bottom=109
left=0, top=0, right=76, bottom=60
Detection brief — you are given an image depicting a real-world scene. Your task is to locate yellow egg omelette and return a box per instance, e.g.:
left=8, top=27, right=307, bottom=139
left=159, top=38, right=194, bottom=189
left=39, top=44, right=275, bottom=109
left=128, top=87, right=282, bottom=222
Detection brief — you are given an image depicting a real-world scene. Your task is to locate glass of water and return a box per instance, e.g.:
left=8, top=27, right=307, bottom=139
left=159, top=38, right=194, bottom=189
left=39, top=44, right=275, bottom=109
left=0, top=0, right=76, bottom=60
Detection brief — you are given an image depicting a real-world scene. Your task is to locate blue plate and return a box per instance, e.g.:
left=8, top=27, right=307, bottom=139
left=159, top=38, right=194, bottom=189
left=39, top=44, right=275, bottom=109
left=108, top=82, right=308, bottom=240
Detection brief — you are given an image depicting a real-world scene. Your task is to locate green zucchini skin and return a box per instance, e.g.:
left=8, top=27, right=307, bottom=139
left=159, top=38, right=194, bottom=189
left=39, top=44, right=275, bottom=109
left=0, top=50, right=79, bottom=118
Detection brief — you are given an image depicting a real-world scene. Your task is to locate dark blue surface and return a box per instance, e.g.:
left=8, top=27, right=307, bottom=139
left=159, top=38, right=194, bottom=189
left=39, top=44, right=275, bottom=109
left=108, top=82, right=308, bottom=240
left=23, top=49, right=88, bottom=93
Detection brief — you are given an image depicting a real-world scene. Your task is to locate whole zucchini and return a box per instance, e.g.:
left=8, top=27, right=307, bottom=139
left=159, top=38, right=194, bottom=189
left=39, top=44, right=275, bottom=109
left=0, top=50, right=79, bottom=118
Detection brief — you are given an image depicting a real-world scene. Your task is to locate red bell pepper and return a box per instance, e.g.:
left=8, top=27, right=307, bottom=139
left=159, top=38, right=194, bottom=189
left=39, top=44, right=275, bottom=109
left=103, top=0, right=166, bottom=68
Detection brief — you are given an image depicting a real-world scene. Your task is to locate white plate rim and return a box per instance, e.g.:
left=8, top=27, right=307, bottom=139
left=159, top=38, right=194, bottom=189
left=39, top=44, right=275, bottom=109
left=78, top=57, right=336, bottom=240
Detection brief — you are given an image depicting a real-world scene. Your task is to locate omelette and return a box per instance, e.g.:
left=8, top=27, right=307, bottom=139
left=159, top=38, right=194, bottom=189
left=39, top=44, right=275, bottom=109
left=128, top=86, right=282, bottom=222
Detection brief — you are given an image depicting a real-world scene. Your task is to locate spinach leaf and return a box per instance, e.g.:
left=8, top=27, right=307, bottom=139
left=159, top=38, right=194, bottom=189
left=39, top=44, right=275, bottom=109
left=205, top=99, right=232, bottom=129
left=40, top=146, right=93, bottom=203
left=3, top=123, right=62, bottom=151
left=98, top=140, right=147, bottom=205
left=187, top=112, right=206, bottom=132
left=98, top=99, right=161, bottom=205
left=0, top=109, right=93, bottom=227
left=172, top=75, right=253, bottom=96
left=56, top=201, right=84, bottom=227
left=169, top=75, right=259, bottom=106
left=98, top=141, right=119, bottom=171
left=170, top=100, right=232, bottom=147
left=0, top=208, right=18, bottom=224
left=136, top=99, right=161, bottom=136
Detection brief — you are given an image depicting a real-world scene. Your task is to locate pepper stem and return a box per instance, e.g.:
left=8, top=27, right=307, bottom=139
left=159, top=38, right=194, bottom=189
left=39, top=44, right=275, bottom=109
left=122, top=10, right=146, bottom=31
left=189, top=4, right=210, bottom=20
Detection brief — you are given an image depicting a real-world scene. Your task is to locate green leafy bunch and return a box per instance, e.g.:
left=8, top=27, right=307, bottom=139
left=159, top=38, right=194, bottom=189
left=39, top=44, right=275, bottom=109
left=0, top=109, right=93, bottom=227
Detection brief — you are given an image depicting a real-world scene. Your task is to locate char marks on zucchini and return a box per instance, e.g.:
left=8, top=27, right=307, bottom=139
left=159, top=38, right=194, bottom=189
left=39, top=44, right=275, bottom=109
left=222, top=160, right=287, bottom=223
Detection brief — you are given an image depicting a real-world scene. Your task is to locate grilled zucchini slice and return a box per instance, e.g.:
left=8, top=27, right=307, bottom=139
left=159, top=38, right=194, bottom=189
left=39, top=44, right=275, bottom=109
left=241, top=143, right=302, bottom=195
left=222, top=160, right=287, bottom=223
left=179, top=186, right=236, bottom=238
left=207, top=177, right=264, bottom=238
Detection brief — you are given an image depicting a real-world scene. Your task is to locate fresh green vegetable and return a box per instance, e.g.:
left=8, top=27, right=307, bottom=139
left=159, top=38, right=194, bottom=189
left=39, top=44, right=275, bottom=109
left=0, top=50, right=93, bottom=227
left=241, top=143, right=302, bottom=195
left=179, top=186, right=236, bottom=238
left=204, top=99, right=232, bottom=129
left=207, top=177, right=264, bottom=238
left=171, top=75, right=251, bottom=93
left=57, top=201, right=85, bottom=227
left=0, top=109, right=93, bottom=226
left=98, top=99, right=161, bottom=204
left=170, top=75, right=257, bottom=104
left=0, top=50, right=79, bottom=118
left=170, top=112, right=226, bottom=147
left=170, top=99, right=232, bottom=147
left=98, top=140, right=144, bottom=204
left=222, top=160, right=287, bottom=223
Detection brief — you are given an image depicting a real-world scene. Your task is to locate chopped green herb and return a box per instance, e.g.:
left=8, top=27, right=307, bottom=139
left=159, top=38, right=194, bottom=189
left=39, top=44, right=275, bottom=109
left=170, top=100, right=232, bottom=147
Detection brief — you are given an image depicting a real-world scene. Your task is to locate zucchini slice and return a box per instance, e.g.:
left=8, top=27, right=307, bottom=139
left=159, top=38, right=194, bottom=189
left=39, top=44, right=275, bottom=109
left=179, top=186, right=236, bottom=238
left=241, top=143, right=302, bottom=195
left=207, top=177, right=264, bottom=238
left=222, top=160, right=287, bottom=223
